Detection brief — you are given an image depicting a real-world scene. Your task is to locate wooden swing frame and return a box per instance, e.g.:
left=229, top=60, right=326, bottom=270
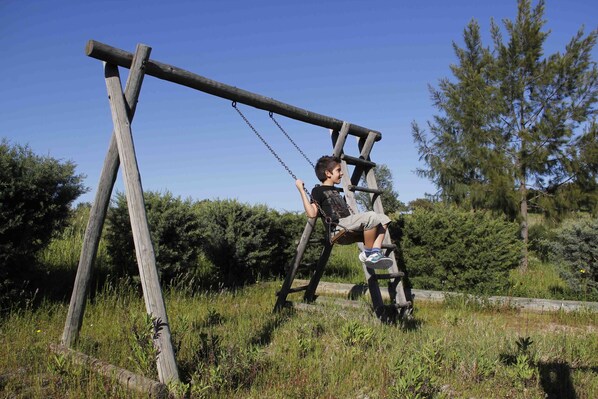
left=59, top=40, right=386, bottom=389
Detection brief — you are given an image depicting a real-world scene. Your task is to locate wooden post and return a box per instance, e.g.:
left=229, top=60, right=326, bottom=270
left=274, top=217, right=317, bottom=311
left=104, top=62, right=179, bottom=384
left=62, top=44, right=152, bottom=347
left=304, top=243, right=333, bottom=302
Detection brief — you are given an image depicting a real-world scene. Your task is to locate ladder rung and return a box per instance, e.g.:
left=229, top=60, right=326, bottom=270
left=285, top=262, right=314, bottom=273
left=347, top=185, right=384, bottom=195
left=341, top=155, right=376, bottom=168
left=382, top=243, right=397, bottom=251
left=393, top=300, right=412, bottom=309
left=287, top=285, right=310, bottom=294
left=374, top=272, right=405, bottom=280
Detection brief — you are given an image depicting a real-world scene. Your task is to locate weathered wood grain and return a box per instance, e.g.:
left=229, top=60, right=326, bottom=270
left=85, top=39, right=381, bottom=140
left=104, top=62, right=179, bottom=383
left=50, top=344, right=169, bottom=398
left=62, top=44, right=151, bottom=347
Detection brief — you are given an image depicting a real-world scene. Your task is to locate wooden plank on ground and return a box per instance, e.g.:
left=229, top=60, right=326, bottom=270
left=49, top=344, right=168, bottom=398
left=293, top=279, right=598, bottom=313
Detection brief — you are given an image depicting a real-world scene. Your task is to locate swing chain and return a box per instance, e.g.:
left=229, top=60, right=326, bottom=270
left=232, top=101, right=339, bottom=242
left=269, top=111, right=315, bottom=169
left=232, top=101, right=298, bottom=181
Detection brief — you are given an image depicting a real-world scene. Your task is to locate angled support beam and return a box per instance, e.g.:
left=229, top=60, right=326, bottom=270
left=104, top=62, right=179, bottom=384
left=62, top=44, right=151, bottom=347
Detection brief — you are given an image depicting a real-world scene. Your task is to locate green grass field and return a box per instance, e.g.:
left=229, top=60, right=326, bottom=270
left=1, top=279, right=597, bottom=398
left=1, top=214, right=597, bottom=398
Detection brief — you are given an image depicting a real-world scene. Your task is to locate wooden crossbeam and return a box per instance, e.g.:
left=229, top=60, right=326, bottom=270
left=85, top=40, right=381, bottom=140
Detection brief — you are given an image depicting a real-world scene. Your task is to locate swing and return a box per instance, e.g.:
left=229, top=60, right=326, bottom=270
left=232, top=102, right=363, bottom=245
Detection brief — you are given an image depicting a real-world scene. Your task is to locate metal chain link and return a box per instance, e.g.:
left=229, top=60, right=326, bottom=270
left=232, top=102, right=298, bottom=180
left=231, top=102, right=335, bottom=227
left=269, top=111, right=315, bottom=169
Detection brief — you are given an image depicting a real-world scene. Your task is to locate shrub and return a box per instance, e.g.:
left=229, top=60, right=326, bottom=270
left=194, top=199, right=296, bottom=286
left=544, top=217, right=598, bottom=298
left=106, top=191, right=203, bottom=284
left=400, top=204, right=523, bottom=294
left=0, top=139, right=86, bottom=306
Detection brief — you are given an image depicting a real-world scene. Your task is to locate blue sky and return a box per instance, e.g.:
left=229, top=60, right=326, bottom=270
left=1, top=0, right=596, bottom=212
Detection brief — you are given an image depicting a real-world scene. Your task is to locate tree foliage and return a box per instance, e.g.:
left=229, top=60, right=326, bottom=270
left=412, top=0, right=598, bottom=270
left=0, top=139, right=86, bottom=305
left=107, top=193, right=306, bottom=289
left=400, top=204, right=523, bottom=294
left=356, top=164, right=406, bottom=214
left=194, top=199, right=298, bottom=286
left=543, top=217, right=598, bottom=299
left=106, top=191, right=203, bottom=283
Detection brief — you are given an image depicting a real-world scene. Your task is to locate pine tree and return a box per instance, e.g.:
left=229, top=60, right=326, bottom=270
left=356, top=164, right=406, bottom=214
left=412, top=0, right=598, bottom=270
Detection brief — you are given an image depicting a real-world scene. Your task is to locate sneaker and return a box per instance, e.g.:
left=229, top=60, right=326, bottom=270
left=364, top=252, right=393, bottom=270
left=358, top=252, right=368, bottom=263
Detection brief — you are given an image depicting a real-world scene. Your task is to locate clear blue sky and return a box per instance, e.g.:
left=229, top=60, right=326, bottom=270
left=1, top=0, right=596, bottom=212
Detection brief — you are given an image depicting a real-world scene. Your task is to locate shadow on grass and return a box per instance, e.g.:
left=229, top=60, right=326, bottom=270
left=249, top=310, right=293, bottom=347
left=347, top=282, right=421, bottom=330
left=538, top=361, right=577, bottom=399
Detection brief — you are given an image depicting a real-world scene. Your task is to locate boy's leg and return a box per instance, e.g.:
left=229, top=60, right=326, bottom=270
left=363, top=224, right=388, bottom=252
left=361, top=224, right=392, bottom=269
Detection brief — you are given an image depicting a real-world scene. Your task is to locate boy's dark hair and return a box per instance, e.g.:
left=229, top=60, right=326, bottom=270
left=315, top=155, right=341, bottom=182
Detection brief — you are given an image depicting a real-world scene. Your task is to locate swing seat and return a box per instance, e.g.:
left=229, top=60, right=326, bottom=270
left=330, top=227, right=363, bottom=245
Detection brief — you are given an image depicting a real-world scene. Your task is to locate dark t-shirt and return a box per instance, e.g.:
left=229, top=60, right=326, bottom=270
left=311, top=185, right=351, bottom=224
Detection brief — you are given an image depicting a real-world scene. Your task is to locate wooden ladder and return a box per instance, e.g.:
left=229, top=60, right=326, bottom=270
left=274, top=122, right=413, bottom=321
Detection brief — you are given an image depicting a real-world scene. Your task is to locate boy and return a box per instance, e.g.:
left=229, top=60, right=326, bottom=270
left=295, top=155, right=393, bottom=269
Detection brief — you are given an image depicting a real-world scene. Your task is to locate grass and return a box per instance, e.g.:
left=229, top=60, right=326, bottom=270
left=2, top=211, right=597, bottom=398
left=1, top=280, right=597, bottom=398
left=507, top=257, right=573, bottom=300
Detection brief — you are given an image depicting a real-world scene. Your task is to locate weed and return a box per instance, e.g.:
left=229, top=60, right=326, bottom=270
left=516, top=336, right=534, bottom=355
left=391, top=360, right=442, bottom=399
left=204, top=308, right=224, bottom=326
left=341, top=320, right=375, bottom=349
left=127, top=313, right=161, bottom=379
left=471, top=355, right=497, bottom=381
left=47, top=353, right=68, bottom=376
left=167, top=380, right=190, bottom=398
left=500, top=336, right=539, bottom=388
left=2, top=277, right=598, bottom=398
left=297, top=336, right=315, bottom=358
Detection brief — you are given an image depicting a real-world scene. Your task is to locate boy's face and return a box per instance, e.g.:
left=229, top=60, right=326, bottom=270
left=325, top=163, right=343, bottom=184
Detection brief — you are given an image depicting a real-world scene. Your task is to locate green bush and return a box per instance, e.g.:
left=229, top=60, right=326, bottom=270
left=400, top=204, right=523, bottom=294
left=106, top=191, right=203, bottom=283
left=544, top=217, right=598, bottom=298
left=0, top=139, right=86, bottom=306
left=106, top=193, right=305, bottom=289
left=194, top=199, right=297, bottom=286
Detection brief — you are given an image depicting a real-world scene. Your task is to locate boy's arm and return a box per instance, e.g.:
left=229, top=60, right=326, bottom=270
left=295, top=179, right=318, bottom=218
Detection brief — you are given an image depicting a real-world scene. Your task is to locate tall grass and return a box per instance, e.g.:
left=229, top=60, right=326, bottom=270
left=507, top=257, right=573, bottom=300
left=38, top=206, right=110, bottom=271
left=1, top=283, right=597, bottom=398
left=4, top=209, right=596, bottom=397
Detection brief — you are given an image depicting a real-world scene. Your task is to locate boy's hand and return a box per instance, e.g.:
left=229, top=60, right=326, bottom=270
left=295, top=179, right=305, bottom=191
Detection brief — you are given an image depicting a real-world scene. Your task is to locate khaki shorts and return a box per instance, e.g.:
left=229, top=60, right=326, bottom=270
left=337, top=211, right=391, bottom=231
